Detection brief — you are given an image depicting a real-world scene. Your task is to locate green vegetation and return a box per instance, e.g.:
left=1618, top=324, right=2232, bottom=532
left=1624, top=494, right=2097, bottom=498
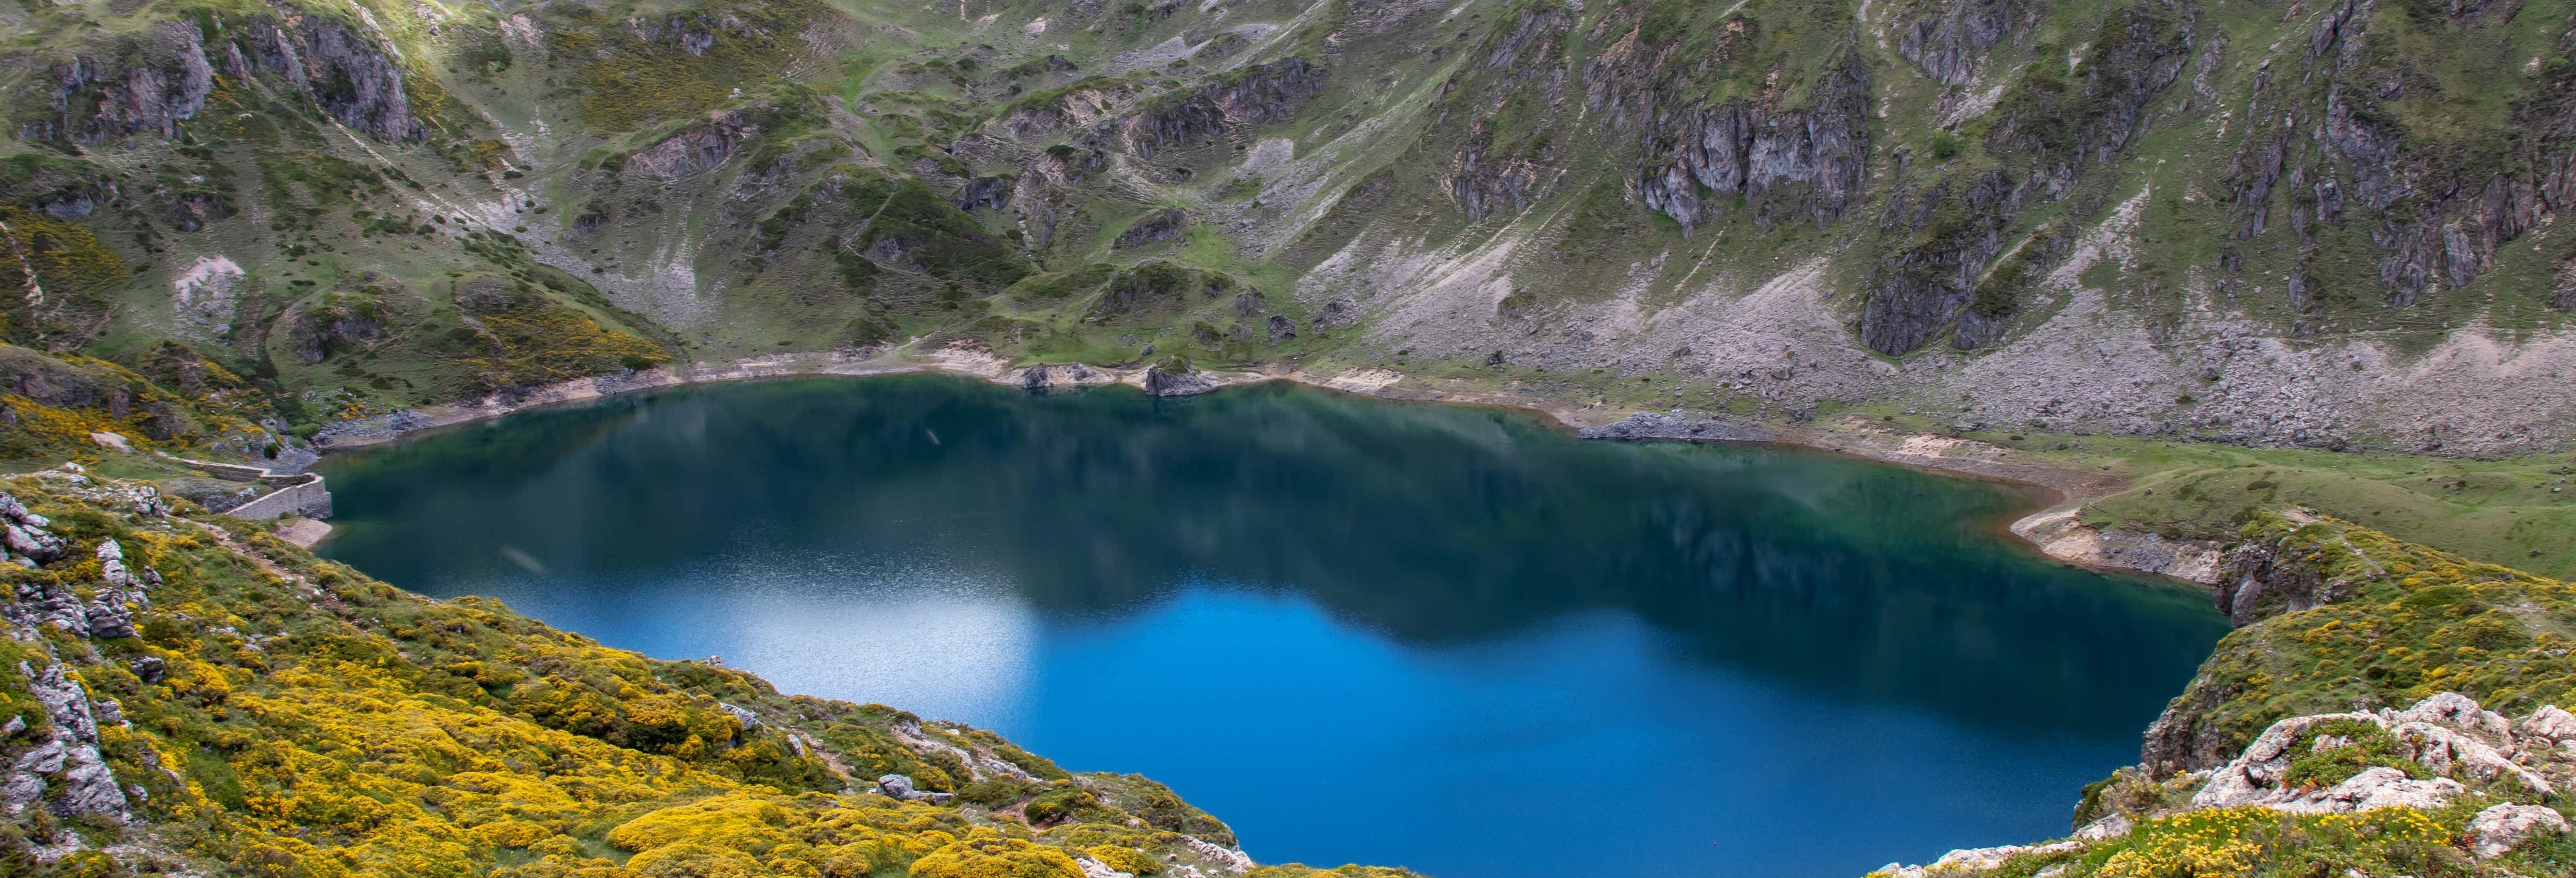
left=2155, top=511, right=2576, bottom=757
left=2038, top=442, right=2576, bottom=580
left=1871, top=806, right=2522, bottom=878
left=2277, top=718, right=2425, bottom=789
left=546, top=0, right=832, bottom=132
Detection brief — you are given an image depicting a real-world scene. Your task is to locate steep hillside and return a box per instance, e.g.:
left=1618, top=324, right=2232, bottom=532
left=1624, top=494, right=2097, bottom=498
left=0, top=0, right=2568, bottom=456
left=0, top=469, right=1414, bottom=878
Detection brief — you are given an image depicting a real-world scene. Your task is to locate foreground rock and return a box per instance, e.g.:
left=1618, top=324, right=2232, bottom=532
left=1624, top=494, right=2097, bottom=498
left=1876, top=692, right=2576, bottom=876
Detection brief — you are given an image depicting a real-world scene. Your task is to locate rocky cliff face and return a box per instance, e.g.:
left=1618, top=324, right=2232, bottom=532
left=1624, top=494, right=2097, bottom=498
left=18, top=21, right=215, bottom=146
left=1637, top=56, right=1873, bottom=231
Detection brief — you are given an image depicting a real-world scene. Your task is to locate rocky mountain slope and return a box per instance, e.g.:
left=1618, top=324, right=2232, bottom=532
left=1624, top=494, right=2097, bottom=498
left=0, top=468, right=1417, bottom=878
left=0, top=0, right=2571, bottom=459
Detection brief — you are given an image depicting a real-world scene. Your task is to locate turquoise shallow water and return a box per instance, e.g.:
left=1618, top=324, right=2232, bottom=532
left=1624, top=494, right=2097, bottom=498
left=313, top=375, right=2227, bottom=878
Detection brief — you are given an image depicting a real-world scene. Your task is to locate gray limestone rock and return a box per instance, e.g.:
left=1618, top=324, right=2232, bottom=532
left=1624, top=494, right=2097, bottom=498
left=9, top=661, right=127, bottom=822
left=876, top=773, right=916, bottom=800
left=2465, top=803, right=2572, bottom=858
left=1141, top=365, right=1219, bottom=397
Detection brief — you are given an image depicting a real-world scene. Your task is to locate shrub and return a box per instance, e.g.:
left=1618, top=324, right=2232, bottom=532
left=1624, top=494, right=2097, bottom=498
left=955, top=779, right=1028, bottom=808
left=1087, top=845, right=1159, bottom=875
left=1022, top=788, right=1103, bottom=826
left=2280, top=719, right=2423, bottom=788
left=908, top=837, right=1083, bottom=878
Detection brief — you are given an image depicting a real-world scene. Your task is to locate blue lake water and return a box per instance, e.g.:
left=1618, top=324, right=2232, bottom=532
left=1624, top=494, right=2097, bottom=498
left=312, top=375, right=2227, bottom=877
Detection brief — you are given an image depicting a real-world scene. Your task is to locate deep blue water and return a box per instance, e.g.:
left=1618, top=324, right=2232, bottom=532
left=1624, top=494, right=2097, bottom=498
left=312, top=375, right=2227, bottom=878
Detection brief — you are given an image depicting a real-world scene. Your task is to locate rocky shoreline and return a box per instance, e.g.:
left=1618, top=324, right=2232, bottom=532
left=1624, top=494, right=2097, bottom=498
left=303, top=349, right=2198, bottom=582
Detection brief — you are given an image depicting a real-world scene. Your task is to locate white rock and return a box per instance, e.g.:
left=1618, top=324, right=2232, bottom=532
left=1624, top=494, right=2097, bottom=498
left=2272, top=767, right=2465, bottom=814
left=2193, top=711, right=2384, bottom=808
left=2394, top=692, right=2513, bottom=747
left=1076, top=857, right=1136, bottom=878
left=2391, top=721, right=2554, bottom=795
left=1176, top=836, right=1253, bottom=875
left=1931, top=842, right=2081, bottom=871
left=2519, top=706, right=2576, bottom=744
left=2075, top=813, right=2134, bottom=841
left=2464, top=803, right=2571, bottom=858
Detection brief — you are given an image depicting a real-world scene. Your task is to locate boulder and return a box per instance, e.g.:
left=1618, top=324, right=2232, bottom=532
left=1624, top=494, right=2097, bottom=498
left=1141, top=365, right=1218, bottom=397
left=10, top=661, right=127, bottom=822
left=2394, top=692, right=2514, bottom=747
left=2191, top=711, right=2381, bottom=808
left=2518, top=706, right=2576, bottom=744
left=84, top=601, right=136, bottom=640
left=3, top=521, right=65, bottom=564
left=2464, top=803, right=2570, bottom=858
left=2271, top=766, right=2464, bottom=814
left=1931, top=842, right=2081, bottom=871
left=2390, top=721, right=2553, bottom=795
left=2073, top=813, right=2133, bottom=842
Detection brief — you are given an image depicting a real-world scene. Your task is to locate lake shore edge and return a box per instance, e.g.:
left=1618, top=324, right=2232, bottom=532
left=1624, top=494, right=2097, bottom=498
left=306, top=349, right=2208, bottom=584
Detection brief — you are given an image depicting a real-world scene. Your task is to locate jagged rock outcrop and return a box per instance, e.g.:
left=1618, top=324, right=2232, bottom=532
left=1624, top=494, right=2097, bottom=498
left=1017, top=362, right=1110, bottom=389
left=1115, top=208, right=1187, bottom=249
left=1119, top=57, right=1323, bottom=159
left=2211, top=528, right=2352, bottom=627
left=626, top=109, right=759, bottom=180
left=20, top=21, right=215, bottom=145
left=1860, top=172, right=2021, bottom=354
left=1985, top=0, right=2194, bottom=197
left=1440, top=5, right=1570, bottom=222
left=628, top=10, right=762, bottom=57
left=1638, top=55, right=1873, bottom=230
left=1087, top=261, right=1201, bottom=321
left=1893, top=693, right=2576, bottom=876
left=2189, top=693, right=2560, bottom=813
left=83, top=539, right=150, bottom=640
left=955, top=175, right=1015, bottom=211
left=1894, top=0, right=2033, bottom=85
left=232, top=16, right=429, bottom=142
left=1141, top=364, right=1219, bottom=396
left=0, top=492, right=66, bottom=566
left=4, top=661, right=129, bottom=823
left=286, top=301, right=387, bottom=364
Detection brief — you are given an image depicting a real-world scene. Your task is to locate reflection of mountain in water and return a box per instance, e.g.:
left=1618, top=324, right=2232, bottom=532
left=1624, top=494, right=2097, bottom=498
left=319, top=375, right=2224, bottom=736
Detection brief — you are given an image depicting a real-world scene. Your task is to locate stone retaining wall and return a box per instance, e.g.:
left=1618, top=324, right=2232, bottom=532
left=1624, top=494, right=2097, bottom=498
left=225, top=477, right=331, bottom=520
left=162, top=455, right=333, bottom=520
